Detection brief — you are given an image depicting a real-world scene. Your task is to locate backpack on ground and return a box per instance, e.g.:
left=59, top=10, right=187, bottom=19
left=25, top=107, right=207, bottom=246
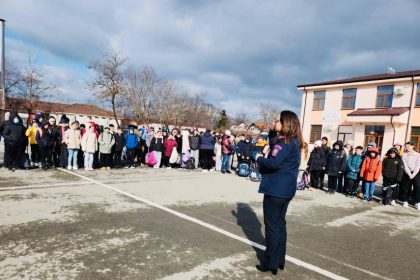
left=145, top=151, right=157, bottom=166
left=249, top=163, right=261, bottom=182
left=186, top=157, right=195, bottom=169
left=237, top=162, right=250, bottom=177
left=296, top=170, right=310, bottom=190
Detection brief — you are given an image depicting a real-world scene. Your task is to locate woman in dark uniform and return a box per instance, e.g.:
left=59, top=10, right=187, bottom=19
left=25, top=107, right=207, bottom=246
left=255, top=110, right=304, bottom=275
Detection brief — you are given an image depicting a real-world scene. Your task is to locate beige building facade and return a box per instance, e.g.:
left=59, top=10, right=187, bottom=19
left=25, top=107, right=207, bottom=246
left=298, top=70, right=420, bottom=156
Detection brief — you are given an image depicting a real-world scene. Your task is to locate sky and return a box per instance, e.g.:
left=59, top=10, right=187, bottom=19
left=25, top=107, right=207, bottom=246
left=1, top=0, right=420, bottom=119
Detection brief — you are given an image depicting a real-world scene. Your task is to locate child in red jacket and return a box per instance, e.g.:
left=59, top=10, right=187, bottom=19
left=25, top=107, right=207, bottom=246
left=360, top=148, right=382, bottom=201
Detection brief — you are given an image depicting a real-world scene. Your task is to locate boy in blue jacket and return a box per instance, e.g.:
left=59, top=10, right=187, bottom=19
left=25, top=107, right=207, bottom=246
left=345, top=146, right=364, bottom=197
left=125, top=126, right=139, bottom=168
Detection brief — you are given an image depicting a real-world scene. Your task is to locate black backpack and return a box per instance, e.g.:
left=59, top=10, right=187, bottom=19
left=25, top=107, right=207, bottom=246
left=186, top=157, right=195, bottom=169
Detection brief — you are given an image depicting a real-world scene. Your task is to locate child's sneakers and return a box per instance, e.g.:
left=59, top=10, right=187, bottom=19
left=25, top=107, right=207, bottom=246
left=415, top=203, right=420, bottom=211
left=402, top=201, right=409, bottom=208
left=67, top=166, right=72, bottom=170
left=390, top=200, right=396, bottom=206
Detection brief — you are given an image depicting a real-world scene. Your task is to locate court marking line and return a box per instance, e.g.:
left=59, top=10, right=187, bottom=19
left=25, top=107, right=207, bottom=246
left=59, top=168, right=350, bottom=280
left=0, top=181, right=92, bottom=191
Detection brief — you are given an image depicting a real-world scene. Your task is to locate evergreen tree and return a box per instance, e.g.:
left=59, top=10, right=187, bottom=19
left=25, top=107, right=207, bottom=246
left=215, top=110, right=230, bottom=131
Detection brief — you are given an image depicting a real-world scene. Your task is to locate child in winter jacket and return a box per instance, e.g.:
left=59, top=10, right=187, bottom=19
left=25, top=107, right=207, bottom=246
left=125, top=127, right=139, bottom=168
left=382, top=148, right=404, bottom=205
left=326, top=140, right=347, bottom=194
left=400, top=142, right=420, bottom=209
left=64, top=121, right=82, bottom=170
left=360, top=147, right=382, bottom=201
left=26, top=121, right=40, bottom=167
left=113, top=127, right=125, bottom=168
left=35, top=121, right=55, bottom=170
left=307, top=140, right=326, bottom=189
left=150, top=131, right=164, bottom=168
left=99, top=127, right=115, bottom=170
left=81, top=125, right=98, bottom=171
left=345, top=146, right=364, bottom=196
left=163, top=134, right=178, bottom=168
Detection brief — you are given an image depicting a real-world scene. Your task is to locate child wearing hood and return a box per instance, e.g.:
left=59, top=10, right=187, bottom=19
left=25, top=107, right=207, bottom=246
left=325, top=140, right=347, bottom=194
left=360, top=147, right=382, bottom=201
left=307, top=140, right=326, bottom=190
left=381, top=148, right=404, bottom=205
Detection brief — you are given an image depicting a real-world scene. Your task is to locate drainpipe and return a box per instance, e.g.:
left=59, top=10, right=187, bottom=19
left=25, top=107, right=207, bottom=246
left=391, top=115, right=396, bottom=145
left=404, top=75, right=415, bottom=142
left=301, top=86, right=308, bottom=130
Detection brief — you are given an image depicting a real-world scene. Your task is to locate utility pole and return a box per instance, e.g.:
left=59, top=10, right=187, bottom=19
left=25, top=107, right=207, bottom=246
left=0, top=19, right=5, bottom=122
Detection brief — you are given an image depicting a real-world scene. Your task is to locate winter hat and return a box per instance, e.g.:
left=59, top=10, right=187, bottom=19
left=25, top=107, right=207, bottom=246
left=367, top=142, right=377, bottom=148
left=35, top=113, right=44, bottom=122
left=41, top=120, right=49, bottom=127
left=49, top=116, right=56, bottom=121
left=59, top=114, right=70, bottom=124
left=368, top=147, right=380, bottom=155
left=314, top=140, right=322, bottom=147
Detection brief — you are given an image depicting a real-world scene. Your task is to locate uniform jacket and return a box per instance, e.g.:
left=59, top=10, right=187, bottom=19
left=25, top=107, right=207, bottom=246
left=237, top=140, right=253, bottom=158
left=35, top=127, right=55, bottom=148
left=150, top=137, right=164, bottom=152
left=257, top=138, right=301, bottom=199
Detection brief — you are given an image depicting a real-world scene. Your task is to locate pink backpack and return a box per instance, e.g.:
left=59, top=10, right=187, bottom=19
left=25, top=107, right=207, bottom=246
left=146, top=152, right=157, bottom=166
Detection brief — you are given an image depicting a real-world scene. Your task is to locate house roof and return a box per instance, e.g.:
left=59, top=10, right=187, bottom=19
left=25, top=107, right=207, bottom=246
left=347, top=107, right=409, bottom=117
left=5, top=97, right=118, bottom=118
left=297, top=70, right=420, bottom=88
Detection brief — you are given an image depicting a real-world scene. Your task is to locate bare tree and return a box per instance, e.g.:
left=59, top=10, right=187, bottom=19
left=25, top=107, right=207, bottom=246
left=11, top=56, right=54, bottom=124
left=259, top=102, right=280, bottom=130
left=233, top=112, right=249, bottom=125
left=88, top=51, right=127, bottom=126
left=124, top=66, right=159, bottom=126
left=5, top=61, right=22, bottom=96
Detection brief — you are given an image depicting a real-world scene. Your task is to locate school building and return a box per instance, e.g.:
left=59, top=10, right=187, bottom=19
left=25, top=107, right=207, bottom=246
left=297, top=70, right=420, bottom=156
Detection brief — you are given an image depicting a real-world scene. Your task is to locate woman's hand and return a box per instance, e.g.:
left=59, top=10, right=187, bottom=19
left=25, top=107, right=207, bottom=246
left=262, top=145, right=270, bottom=155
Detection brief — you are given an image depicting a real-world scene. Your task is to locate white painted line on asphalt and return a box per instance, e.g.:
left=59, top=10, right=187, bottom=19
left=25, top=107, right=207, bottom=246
left=0, top=181, right=92, bottom=191
left=59, top=168, right=349, bottom=280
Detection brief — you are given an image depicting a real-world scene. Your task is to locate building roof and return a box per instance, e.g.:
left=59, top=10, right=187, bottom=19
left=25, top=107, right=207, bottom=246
left=297, top=70, right=420, bottom=88
left=5, top=97, right=118, bottom=118
left=347, top=107, right=409, bottom=117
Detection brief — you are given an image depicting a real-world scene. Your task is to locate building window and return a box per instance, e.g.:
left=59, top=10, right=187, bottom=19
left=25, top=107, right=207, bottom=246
left=364, top=125, right=385, bottom=152
left=337, top=125, right=353, bottom=143
left=410, top=127, right=420, bottom=152
left=341, top=88, right=356, bottom=110
left=416, top=83, right=420, bottom=107
left=310, top=125, right=322, bottom=143
left=376, top=85, right=394, bottom=108
left=313, top=91, right=325, bottom=111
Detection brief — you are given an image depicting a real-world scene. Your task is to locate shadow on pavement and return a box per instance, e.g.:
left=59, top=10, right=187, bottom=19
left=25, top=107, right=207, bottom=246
left=231, top=202, right=265, bottom=264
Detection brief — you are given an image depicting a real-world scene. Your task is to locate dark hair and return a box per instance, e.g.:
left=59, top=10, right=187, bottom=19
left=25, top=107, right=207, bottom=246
left=280, top=110, right=304, bottom=149
left=109, top=124, right=114, bottom=127
left=406, top=141, right=415, bottom=146
left=355, top=146, right=364, bottom=150
left=321, top=136, right=328, bottom=141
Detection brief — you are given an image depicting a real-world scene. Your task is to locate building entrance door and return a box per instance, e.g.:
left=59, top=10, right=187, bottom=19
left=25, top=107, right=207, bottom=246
left=364, top=125, right=384, bottom=152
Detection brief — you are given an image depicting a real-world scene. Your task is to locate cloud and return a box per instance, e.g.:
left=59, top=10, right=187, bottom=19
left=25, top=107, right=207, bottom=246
left=2, top=0, right=420, bottom=119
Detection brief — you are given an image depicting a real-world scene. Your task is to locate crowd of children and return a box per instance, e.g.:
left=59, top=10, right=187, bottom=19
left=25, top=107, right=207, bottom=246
left=1, top=112, right=419, bottom=211
left=306, top=136, right=420, bottom=210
